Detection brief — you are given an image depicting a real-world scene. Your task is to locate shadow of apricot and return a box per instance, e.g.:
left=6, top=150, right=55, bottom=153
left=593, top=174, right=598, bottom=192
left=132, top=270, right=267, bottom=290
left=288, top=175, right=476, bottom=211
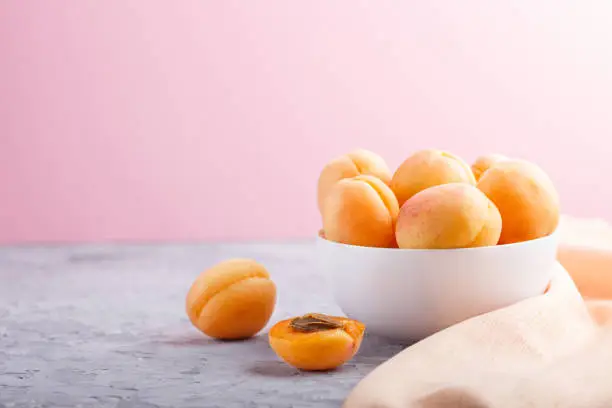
left=247, top=339, right=405, bottom=378
left=247, top=360, right=303, bottom=378
left=247, top=360, right=358, bottom=378
left=156, top=332, right=269, bottom=348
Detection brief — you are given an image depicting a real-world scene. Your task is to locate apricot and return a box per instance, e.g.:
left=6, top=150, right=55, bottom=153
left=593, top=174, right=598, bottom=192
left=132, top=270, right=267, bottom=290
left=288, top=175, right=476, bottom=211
left=477, top=159, right=560, bottom=245
left=471, top=153, right=508, bottom=181
left=322, top=174, right=400, bottom=248
left=269, top=313, right=366, bottom=371
left=185, top=259, right=276, bottom=340
left=395, top=183, right=502, bottom=249
left=390, top=149, right=476, bottom=207
left=317, top=149, right=392, bottom=214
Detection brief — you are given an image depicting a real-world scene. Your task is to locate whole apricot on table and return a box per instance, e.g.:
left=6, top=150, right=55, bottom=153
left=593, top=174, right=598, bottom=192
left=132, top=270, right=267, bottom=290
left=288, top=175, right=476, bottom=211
left=269, top=313, right=366, bottom=371
left=477, top=159, right=560, bottom=245
left=390, top=149, right=476, bottom=207
left=322, top=174, right=399, bottom=248
left=185, top=259, right=276, bottom=340
left=317, top=149, right=392, bottom=215
left=395, top=183, right=502, bottom=249
left=471, top=153, right=508, bottom=181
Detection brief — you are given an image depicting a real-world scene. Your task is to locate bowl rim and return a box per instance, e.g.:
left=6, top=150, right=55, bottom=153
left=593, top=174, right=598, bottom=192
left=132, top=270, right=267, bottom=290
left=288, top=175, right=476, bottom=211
left=317, top=228, right=560, bottom=253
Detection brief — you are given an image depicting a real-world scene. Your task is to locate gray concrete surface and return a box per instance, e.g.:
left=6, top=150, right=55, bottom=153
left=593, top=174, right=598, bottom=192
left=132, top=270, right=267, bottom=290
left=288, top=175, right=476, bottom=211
left=0, top=241, right=407, bottom=407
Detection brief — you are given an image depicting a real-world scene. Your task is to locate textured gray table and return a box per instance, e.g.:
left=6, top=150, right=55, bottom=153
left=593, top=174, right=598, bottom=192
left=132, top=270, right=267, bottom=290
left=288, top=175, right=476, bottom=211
left=0, top=241, right=407, bottom=407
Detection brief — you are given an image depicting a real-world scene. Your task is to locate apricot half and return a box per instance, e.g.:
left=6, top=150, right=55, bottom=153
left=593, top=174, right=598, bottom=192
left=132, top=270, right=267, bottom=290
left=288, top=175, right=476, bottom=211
left=185, top=259, right=276, bottom=340
left=269, top=313, right=366, bottom=371
left=390, top=149, right=476, bottom=207
left=395, top=183, right=502, bottom=249
left=477, top=159, right=560, bottom=244
left=322, top=174, right=400, bottom=248
left=317, top=149, right=392, bottom=214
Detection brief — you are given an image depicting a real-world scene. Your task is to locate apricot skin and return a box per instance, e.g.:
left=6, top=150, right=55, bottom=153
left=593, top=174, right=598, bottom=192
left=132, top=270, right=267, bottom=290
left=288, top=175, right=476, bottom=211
left=185, top=259, right=276, bottom=340
left=471, top=154, right=508, bottom=181
left=268, top=316, right=365, bottom=371
left=477, top=159, right=560, bottom=245
left=395, top=183, right=502, bottom=249
left=322, top=174, right=400, bottom=248
left=317, top=149, right=392, bottom=214
left=390, top=149, right=476, bottom=207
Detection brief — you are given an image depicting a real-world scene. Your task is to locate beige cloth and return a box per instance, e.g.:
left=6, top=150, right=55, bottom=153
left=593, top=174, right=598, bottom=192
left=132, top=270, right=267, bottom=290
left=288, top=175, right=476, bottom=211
left=344, top=217, right=612, bottom=408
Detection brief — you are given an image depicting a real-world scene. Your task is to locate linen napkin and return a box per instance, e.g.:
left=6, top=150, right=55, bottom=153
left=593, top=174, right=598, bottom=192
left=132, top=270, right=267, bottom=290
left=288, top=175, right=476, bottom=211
left=344, top=216, right=612, bottom=408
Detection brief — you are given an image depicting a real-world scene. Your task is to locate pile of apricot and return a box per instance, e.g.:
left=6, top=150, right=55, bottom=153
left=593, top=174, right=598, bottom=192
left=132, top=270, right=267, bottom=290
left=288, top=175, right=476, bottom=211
left=184, top=148, right=560, bottom=371
left=319, top=148, right=560, bottom=249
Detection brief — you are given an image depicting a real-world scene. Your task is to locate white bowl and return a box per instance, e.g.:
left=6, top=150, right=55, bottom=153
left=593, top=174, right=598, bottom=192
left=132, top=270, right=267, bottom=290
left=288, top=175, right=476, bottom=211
left=316, top=232, right=559, bottom=342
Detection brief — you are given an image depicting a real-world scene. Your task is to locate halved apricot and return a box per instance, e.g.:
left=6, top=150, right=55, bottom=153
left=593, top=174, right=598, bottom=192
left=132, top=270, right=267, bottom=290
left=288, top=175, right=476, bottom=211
left=269, top=313, right=365, bottom=371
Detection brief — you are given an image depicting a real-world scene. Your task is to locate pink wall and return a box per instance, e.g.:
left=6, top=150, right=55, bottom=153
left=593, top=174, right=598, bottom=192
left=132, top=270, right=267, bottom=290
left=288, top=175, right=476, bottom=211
left=2, top=2, right=612, bottom=244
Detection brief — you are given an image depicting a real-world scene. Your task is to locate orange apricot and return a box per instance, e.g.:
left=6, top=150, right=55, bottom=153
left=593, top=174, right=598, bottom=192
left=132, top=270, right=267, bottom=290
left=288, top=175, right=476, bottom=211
left=390, top=149, right=476, bottom=207
left=471, top=153, right=508, bottom=181
left=269, top=313, right=366, bottom=371
left=395, top=183, right=502, bottom=249
left=185, top=259, right=276, bottom=340
left=477, top=159, right=560, bottom=244
left=322, top=174, right=400, bottom=248
left=317, top=149, right=392, bottom=214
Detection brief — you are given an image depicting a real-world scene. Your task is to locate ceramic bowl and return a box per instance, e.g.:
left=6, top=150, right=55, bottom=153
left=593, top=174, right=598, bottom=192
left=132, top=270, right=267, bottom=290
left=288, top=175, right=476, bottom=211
left=316, top=231, right=559, bottom=342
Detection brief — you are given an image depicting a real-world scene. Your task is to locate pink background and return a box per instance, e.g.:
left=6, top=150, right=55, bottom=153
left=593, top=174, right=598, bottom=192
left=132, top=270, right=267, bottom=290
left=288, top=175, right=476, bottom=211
left=2, top=2, right=612, bottom=244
